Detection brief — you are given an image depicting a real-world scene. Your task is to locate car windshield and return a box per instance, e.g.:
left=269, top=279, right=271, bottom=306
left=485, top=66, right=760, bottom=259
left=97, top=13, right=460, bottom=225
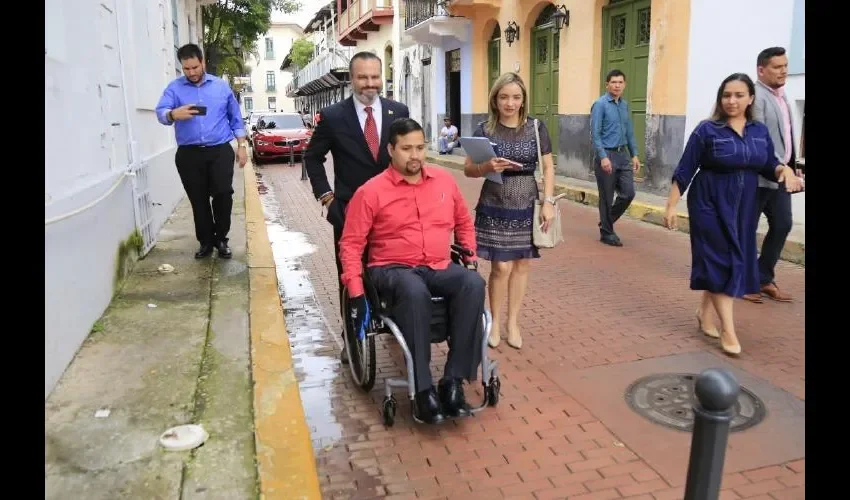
left=258, top=114, right=304, bottom=130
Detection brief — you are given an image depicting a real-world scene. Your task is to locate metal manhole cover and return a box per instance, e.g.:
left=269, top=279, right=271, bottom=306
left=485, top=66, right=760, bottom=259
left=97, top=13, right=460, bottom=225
left=625, top=373, right=766, bottom=432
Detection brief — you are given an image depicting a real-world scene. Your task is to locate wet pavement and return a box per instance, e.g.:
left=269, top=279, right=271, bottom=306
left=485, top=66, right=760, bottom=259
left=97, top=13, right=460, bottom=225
left=258, top=160, right=805, bottom=499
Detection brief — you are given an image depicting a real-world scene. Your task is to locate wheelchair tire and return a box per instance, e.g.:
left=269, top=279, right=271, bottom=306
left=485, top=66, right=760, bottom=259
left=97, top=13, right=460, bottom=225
left=382, top=396, right=397, bottom=427
left=486, top=376, right=501, bottom=407
left=342, top=290, right=377, bottom=392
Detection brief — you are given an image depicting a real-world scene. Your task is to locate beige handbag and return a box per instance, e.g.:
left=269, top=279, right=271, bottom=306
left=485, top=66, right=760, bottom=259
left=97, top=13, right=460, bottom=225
left=532, top=119, right=565, bottom=248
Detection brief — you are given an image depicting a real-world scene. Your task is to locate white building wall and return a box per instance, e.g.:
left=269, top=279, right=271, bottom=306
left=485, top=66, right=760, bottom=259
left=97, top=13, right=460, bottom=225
left=684, top=0, right=804, bottom=154
left=45, top=0, right=206, bottom=399
left=244, top=23, right=304, bottom=114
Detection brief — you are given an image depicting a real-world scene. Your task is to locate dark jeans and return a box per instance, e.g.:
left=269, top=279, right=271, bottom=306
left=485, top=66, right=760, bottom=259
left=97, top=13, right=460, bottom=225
left=594, top=150, right=635, bottom=237
left=175, top=144, right=235, bottom=246
left=369, top=264, right=485, bottom=392
left=756, top=185, right=793, bottom=285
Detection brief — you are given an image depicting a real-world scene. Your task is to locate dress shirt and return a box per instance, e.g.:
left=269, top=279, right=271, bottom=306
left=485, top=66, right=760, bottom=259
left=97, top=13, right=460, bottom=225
left=353, top=96, right=382, bottom=140
left=340, top=165, right=477, bottom=297
left=155, top=73, right=246, bottom=146
left=590, top=93, right=639, bottom=159
left=766, top=85, right=793, bottom=165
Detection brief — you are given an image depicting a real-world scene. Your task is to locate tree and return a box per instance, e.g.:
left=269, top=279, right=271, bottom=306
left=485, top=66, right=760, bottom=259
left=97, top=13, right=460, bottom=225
left=202, top=0, right=301, bottom=77
left=290, top=38, right=315, bottom=69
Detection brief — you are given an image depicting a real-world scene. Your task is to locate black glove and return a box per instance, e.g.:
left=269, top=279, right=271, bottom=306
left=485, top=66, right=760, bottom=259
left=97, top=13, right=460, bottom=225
left=349, top=295, right=371, bottom=341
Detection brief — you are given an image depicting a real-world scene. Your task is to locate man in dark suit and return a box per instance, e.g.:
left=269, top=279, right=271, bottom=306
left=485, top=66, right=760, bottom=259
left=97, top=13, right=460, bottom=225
left=304, top=51, right=410, bottom=362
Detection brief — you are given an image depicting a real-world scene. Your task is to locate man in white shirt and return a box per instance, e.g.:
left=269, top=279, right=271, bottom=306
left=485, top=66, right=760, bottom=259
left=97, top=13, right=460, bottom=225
left=438, top=117, right=459, bottom=154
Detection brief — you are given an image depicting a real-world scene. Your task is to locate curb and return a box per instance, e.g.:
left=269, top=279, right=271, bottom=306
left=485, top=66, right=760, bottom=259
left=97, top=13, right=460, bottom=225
left=426, top=154, right=805, bottom=266
left=244, top=162, right=323, bottom=500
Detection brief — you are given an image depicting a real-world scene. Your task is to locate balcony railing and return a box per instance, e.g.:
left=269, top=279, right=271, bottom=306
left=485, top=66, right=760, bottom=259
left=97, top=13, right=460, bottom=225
left=404, top=0, right=449, bottom=30
left=266, top=85, right=276, bottom=92
left=285, top=49, right=354, bottom=96
left=338, top=0, right=393, bottom=35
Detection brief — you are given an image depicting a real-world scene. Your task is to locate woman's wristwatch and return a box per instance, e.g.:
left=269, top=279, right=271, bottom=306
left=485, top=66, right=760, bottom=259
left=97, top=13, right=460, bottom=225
left=544, top=196, right=558, bottom=206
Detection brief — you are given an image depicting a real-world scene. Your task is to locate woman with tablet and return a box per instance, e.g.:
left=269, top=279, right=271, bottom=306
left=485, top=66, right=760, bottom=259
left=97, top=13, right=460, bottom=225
left=463, top=73, right=557, bottom=350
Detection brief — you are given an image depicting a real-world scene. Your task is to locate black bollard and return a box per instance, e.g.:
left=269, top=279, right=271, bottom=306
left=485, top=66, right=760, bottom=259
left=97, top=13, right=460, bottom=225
left=301, top=157, right=308, bottom=180
left=683, top=368, right=740, bottom=500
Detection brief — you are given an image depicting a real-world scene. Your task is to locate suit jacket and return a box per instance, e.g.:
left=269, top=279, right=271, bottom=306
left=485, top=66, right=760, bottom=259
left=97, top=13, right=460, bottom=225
left=304, top=96, right=410, bottom=204
left=753, top=81, right=796, bottom=189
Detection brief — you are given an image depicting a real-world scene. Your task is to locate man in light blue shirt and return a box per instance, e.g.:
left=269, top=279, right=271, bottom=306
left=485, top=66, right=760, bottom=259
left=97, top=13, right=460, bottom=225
left=590, top=69, right=640, bottom=247
left=156, top=43, right=247, bottom=259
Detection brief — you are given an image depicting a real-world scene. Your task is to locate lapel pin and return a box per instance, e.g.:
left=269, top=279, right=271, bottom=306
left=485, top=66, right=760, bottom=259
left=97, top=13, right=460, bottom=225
left=388, top=110, right=393, bottom=115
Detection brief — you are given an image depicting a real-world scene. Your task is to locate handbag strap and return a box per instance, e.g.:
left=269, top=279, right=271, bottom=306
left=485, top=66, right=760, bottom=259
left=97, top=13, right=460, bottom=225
left=534, top=119, right=542, bottom=176
left=534, top=119, right=546, bottom=197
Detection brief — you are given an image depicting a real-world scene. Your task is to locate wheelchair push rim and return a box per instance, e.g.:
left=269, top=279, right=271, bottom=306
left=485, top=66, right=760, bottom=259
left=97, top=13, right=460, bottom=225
left=342, top=288, right=376, bottom=392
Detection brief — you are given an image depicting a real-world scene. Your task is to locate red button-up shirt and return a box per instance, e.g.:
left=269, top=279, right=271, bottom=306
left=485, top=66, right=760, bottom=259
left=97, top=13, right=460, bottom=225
left=339, top=164, right=477, bottom=297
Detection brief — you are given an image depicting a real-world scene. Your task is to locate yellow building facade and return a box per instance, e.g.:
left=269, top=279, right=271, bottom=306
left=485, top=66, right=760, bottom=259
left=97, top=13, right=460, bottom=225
left=448, top=0, right=691, bottom=192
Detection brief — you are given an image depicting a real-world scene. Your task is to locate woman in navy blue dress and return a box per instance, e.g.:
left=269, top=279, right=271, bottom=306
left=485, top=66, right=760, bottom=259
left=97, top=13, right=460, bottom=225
left=663, top=73, right=803, bottom=356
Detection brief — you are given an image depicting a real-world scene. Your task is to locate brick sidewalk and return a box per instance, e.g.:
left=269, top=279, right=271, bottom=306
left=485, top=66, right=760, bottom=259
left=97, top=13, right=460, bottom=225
left=260, top=160, right=804, bottom=500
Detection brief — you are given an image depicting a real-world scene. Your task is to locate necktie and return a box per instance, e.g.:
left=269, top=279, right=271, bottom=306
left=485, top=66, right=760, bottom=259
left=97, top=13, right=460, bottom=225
left=364, top=106, right=379, bottom=161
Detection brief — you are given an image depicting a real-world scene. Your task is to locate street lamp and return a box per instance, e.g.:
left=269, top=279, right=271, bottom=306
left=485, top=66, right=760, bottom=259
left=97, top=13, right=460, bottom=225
left=551, top=5, right=570, bottom=32
left=232, top=33, right=242, bottom=50
left=504, top=21, right=519, bottom=47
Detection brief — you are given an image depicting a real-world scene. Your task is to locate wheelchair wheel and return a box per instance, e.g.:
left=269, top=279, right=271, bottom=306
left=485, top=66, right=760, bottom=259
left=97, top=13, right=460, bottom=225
left=486, top=376, right=500, bottom=407
left=342, top=290, right=377, bottom=392
left=382, top=396, right=397, bottom=427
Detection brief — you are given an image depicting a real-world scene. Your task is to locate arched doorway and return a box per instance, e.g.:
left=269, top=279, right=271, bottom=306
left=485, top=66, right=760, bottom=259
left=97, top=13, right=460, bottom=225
left=601, top=0, right=650, bottom=166
left=487, top=23, right=501, bottom=91
left=384, top=44, right=394, bottom=99
left=530, top=4, right=560, bottom=157
left=403, top=55, right=412, bottom=106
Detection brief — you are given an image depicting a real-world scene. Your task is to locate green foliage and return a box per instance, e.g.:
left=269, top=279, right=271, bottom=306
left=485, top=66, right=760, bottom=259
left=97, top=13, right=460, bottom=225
left=290, top=38, right=315, bottom=69
left=202, top=0, right=301, bottom=77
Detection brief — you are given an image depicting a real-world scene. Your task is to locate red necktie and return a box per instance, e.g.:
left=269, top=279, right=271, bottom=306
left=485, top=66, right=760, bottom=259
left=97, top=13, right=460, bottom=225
left=364, top=106, right=379, bottom=161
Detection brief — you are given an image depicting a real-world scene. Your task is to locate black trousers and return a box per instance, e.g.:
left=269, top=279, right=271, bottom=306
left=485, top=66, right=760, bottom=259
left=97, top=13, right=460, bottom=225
left=327, top=198, right=348, bottom=327
left=175, top=144, right=235, bottom=246
left=756, top=185, right=793, bottom=285
left=369, top=264, right=486, bottom=393
left=594, top=150, right=635, bottom=237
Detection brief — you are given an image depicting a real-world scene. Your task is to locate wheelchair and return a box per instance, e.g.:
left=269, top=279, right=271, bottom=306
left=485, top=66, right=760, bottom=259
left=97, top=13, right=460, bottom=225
left=341, top=244, right=501, bottom=427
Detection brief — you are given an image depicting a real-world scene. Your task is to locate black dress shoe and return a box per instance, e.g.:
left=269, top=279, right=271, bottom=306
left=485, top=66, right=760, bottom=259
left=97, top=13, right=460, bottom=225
left=600, top=235, right=623, bottom=247
left=216, top=240, right=232, bottom=259
left=438, top=378, right=471, bottom=418
left=195, top=244, right=214, bottom=259
left=340, top=346, right=349, bottom=364
left=414, top=388, right=445, bottom=424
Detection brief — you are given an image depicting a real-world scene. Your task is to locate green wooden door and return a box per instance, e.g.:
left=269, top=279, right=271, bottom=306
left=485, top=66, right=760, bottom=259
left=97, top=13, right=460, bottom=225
left=601, top=0, right=651, bottom=167
left=531, top=19, right=560, bottom=157
left=488, top=25, right=501, bottom=91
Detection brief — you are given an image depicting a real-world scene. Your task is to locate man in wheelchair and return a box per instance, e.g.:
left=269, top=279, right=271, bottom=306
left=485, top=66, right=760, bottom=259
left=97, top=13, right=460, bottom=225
left=339, top=118, right=486, bottom=424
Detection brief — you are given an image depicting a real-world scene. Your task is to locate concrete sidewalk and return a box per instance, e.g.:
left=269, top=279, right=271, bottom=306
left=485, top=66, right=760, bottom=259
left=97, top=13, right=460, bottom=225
left=427, top=152, right=805, bottom=265
left=45, top=159, right=323, bottom=499
left=45, top=167, right=257, bottom=499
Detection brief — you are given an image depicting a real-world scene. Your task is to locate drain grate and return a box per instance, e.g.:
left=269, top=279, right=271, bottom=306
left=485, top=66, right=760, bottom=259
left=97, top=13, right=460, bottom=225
left=625, top=373, right=766, bottom=432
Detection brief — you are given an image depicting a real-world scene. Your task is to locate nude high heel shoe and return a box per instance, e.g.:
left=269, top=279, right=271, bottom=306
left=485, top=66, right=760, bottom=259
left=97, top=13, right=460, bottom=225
left=720, top=331, right=742, bottom=356
left=695, top=309, right=720, bottom=339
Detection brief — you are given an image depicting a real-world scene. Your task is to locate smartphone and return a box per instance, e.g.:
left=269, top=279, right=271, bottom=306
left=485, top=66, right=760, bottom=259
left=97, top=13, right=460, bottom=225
left=190, top=105, right=207, bottom=116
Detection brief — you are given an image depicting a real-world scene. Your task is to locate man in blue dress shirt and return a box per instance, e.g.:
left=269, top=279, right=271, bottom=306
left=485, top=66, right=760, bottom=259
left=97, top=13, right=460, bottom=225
left=156, top=43, right=247, bottom=259
left=590, top=69, right=641, bottom=247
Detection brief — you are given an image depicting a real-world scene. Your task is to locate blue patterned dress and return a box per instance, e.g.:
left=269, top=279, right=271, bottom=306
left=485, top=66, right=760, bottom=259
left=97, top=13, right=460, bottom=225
left=672, top=120, right=781, bottom=297
left=472, top=117, right=552, bottom=262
